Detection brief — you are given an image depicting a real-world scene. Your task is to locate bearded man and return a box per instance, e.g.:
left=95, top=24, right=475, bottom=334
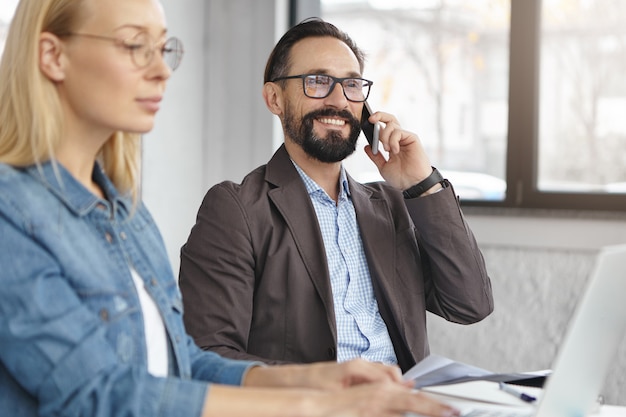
left=179, top=18, right=494, bottom=373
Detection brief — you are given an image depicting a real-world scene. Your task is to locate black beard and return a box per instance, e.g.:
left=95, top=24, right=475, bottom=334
left=283, top=107, right=361, bottom=163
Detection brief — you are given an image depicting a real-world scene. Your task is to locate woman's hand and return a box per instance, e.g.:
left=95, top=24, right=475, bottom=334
left=206, top=376, right=460, bottom=417
left=243, top=359, right=405, bottom=390
left=317, top=381, right=461, bottom=417
left=239, top=360, right=460, bottom=417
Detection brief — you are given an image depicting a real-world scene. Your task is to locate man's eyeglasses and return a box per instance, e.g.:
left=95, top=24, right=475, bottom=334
left=64, top=31, right=184, bottom=71
left=272, top=74, right=373, bottom=102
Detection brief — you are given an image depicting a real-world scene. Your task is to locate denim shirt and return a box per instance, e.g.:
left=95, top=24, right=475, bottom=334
left=0, top=161, right=257, bottom=417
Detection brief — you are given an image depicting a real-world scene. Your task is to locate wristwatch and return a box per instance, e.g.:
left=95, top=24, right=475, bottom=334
left=402, top=167, right=445, bottom=199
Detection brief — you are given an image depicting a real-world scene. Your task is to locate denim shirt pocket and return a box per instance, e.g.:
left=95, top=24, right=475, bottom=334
left=77, top=288, right=142, bottom=365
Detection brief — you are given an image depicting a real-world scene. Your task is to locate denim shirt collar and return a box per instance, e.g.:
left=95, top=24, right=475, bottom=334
left=25, top=161, right=131, bottom=217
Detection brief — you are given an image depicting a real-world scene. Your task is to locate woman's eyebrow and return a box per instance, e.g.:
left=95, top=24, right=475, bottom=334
left=113, top=24, right=168, bottom=36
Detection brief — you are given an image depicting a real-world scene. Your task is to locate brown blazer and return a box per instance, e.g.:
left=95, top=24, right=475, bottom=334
left=179, top=145, right=493, bottom=372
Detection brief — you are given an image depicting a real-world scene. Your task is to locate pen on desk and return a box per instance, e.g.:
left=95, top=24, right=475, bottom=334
left=498, top=382, right=537, bottom=403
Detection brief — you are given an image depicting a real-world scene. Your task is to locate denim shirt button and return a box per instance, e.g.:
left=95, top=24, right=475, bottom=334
left=99, top=308, right=109, bottom=322
left=119, top=231, right=127, bottom=240
left=104, top=232, right=113, bottom=244
left=150, top=278, right=157, bottom=287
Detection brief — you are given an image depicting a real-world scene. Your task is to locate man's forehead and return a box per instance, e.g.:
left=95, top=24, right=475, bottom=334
left=289, top=36, right=361, bottom=75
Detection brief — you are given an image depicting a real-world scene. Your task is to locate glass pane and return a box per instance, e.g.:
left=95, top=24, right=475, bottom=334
left=539, top=0, right=626, bottom=194
left=321, top=0, right=510, bottom=201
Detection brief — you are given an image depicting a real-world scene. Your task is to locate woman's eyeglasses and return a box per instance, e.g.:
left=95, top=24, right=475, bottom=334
left=64, top=31, right=184, bottom=71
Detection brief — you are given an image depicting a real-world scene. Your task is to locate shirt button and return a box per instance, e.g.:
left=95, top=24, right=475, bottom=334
left=150, top=278, right=157, bottom=287
left=119, top=231, right=127, bottom=240
left=104, top=232, right=113, bottom=244
left=99, top=309, right=110, bottom=322
left=327, top=347, right=336, bottom=359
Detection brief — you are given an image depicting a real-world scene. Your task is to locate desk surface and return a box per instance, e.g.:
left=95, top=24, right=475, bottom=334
left=432, top=395, right=626, bottom=417
left=421, top=382, right=626, bottom=417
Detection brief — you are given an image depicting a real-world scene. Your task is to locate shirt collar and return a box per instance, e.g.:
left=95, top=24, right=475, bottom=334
left=291, top=160, right=351, bottom=199
left=26, top=160, right=131, bottom=217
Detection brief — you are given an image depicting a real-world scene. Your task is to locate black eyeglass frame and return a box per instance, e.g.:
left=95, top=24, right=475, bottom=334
left=272, top=74, right=374, bottom=102
left=62, top=32, right=184, bottom=71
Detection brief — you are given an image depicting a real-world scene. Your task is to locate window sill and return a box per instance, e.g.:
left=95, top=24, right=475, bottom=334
left=463, top=206, right=626, bottom=250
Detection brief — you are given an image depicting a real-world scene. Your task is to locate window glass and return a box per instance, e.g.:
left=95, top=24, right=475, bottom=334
left=539, top=0, right=626, bottom=194
left=321, top=0, right=511, bottom=201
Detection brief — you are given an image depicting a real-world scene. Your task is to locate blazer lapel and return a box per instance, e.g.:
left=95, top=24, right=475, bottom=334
left=349, top=178, right=396, bottom=292
left=348, top=177, right=406, bottom=333
left=265, top=146, right=337, bottom=338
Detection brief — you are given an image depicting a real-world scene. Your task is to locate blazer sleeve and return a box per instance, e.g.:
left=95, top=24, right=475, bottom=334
left=405, top=182, right=494, bottom=323
left=179, top=183, right=289, bottom=364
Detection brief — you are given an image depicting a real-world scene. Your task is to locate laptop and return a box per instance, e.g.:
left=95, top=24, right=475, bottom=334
left=432, top=244, right=626, bottom=417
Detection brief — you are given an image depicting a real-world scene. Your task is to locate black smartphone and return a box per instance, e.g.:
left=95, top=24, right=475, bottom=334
left=360, top=101, right=380, bottom=154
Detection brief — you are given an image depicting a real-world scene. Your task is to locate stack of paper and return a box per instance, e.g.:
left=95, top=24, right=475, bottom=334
left=403, top=354, right=550, bottom=389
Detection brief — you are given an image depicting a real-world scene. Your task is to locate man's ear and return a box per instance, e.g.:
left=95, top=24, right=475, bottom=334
left=262, top=82, right=284, bottom=117
left=39, top=32, right=66, bottom=82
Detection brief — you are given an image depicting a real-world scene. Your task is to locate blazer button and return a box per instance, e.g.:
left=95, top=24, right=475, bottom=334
left=327, top=347, right=336, bottom=359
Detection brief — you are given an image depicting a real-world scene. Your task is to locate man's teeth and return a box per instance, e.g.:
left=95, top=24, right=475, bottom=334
left=319, top=118, right=345, bottom=126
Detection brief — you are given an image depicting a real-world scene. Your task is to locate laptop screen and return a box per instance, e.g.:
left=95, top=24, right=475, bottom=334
left=536, top=244, right=626, bottom=417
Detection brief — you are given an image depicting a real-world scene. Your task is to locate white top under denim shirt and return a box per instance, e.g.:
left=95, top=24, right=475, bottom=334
left=0, top=161, right=259, bottom=417
left=293, top=162, right=397, bottom=365
left=130, top=267, right=169, bottom=377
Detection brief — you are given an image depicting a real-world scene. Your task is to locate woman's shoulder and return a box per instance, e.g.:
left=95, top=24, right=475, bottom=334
left=0, top=163, right=37, bottom=197
left=0, top=162, right=23, bottom=181
left=0, top=163, right=52, bottom=220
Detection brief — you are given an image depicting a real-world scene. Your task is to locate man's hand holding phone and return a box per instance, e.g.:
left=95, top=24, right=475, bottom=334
left=361, top=106, right=435, bottom=191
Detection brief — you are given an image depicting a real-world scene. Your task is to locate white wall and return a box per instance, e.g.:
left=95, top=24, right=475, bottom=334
left=143, top=0, right=283, bottom=274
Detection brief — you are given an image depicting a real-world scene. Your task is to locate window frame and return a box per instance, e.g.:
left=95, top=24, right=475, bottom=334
left=465, top=0, right=626, bottom=212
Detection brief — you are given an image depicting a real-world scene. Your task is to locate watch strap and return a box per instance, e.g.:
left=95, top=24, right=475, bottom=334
left=402, top=167, right=444, bottom=199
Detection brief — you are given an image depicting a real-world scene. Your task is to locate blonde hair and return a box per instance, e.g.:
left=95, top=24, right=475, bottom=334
left=0, top=0, right=141, bottom=201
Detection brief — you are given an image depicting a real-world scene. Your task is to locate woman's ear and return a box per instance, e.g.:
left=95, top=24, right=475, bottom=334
left=39, top=32, right=66, bottom=82
left=262, top=82, right=285, bottom=117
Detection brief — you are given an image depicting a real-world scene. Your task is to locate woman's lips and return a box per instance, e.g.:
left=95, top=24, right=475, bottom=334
left=136, top=97, right=162, bottom=112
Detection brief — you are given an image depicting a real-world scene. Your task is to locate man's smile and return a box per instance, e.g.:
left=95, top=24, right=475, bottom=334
left=316, top=117, right=347, bottom=128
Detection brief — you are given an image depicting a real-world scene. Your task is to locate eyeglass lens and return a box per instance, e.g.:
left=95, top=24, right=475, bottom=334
left=303, top=75, right=369, bottom=102
left=162, top=37, right=184, bottom=70
left=128, top=32, right=184, bottom=71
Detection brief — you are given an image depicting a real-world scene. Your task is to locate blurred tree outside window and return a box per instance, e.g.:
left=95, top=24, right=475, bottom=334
left=539, top=0, right=626, bottom=194
left=322, top=0, right=510, bottom=201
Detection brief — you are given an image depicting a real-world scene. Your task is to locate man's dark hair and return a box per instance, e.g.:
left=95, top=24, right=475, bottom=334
left=263, top=17, right=366, bottom=84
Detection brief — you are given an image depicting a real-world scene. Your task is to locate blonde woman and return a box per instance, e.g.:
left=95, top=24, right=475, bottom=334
left=0, top=0, right=461, bottom=416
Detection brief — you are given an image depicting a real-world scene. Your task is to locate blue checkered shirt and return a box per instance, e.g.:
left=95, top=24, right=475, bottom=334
left=293, top=162, right=397, bottom=365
